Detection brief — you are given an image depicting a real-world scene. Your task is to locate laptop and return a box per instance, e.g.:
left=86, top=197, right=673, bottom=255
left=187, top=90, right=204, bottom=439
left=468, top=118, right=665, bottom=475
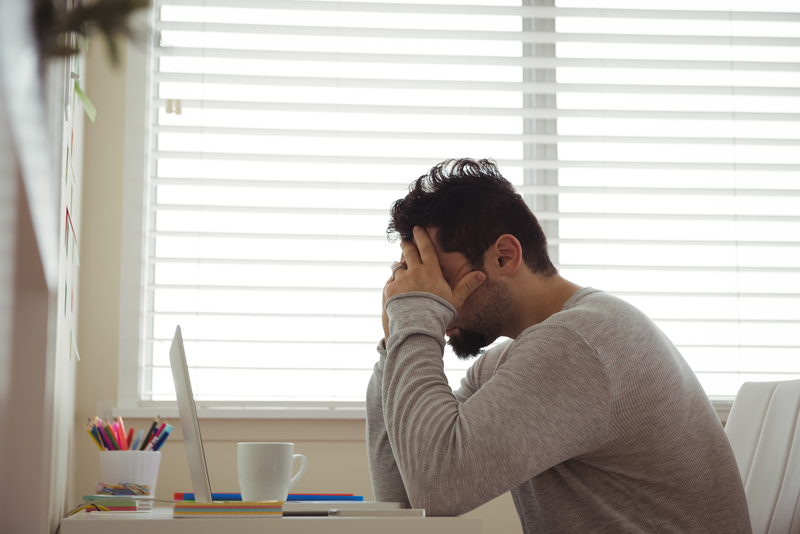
left=168, top=325, right=406, bottom=514
left=168, top=326, right=213, bottom=503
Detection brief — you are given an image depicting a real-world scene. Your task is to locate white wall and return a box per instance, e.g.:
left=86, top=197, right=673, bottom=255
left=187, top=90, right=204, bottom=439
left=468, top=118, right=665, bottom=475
left=0, top=116, right=54, bottom=534
left=0, top=1, right=83, bottom=532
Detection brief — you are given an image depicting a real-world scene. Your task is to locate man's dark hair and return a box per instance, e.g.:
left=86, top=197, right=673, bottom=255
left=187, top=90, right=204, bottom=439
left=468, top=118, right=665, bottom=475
left=388, top=158, right=557, bottom=277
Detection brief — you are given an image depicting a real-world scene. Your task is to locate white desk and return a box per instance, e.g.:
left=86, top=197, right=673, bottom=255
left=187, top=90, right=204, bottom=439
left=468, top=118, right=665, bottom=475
left=60, top=507, right=482, bottom=534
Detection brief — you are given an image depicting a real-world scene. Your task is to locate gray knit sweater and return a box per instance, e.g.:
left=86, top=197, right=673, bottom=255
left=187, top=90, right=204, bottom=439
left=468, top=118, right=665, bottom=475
left=366, top=287, right=751, bottom=533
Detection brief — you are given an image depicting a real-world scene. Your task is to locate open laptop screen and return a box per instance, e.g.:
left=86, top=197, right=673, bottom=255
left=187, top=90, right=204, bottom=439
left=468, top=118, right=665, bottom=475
left=169, top=325, right=213, bottom=502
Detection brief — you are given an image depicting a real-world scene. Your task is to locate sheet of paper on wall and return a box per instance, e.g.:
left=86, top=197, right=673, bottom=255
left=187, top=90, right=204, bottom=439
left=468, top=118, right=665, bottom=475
left=64, top=56, right=72, bottom=121
left=70, top=329, right=80, bottom=361
left=65, top=207, right=77, bottom=247
left=73, top=81, right=96, bottom=123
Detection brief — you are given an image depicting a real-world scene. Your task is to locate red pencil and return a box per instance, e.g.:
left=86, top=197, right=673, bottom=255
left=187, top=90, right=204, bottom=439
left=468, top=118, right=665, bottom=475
left=126, top=428, right=134, bottom=448
left=117, top=417, right=128, bottom=450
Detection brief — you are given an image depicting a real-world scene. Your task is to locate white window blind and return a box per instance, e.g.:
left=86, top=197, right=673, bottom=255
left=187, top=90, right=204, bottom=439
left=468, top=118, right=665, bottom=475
left=144, top=0, right=526, bottom=410
left=129, top=0, right=799, bottom=412
left=549, top=0, right=800, bottom=397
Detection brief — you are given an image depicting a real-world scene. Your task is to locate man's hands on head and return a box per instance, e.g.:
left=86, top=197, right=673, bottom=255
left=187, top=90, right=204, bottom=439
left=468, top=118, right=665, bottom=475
left=385, top=226, right=486, bottom=313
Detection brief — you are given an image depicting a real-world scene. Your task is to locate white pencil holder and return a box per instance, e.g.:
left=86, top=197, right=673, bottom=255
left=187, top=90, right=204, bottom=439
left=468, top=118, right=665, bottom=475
left=99, top=451, right=161, bottom=496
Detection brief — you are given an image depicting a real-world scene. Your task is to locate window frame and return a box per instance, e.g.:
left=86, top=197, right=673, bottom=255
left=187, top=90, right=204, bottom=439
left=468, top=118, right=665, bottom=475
left=117, top=7, right=155, bottom=417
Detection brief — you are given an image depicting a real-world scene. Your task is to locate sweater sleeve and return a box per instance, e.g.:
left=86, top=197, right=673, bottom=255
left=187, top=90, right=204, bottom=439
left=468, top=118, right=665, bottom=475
left=366, top=307, right=501, bottom=505
left=365, top=339, right=412, bottom=506
left=382, top=293, right=612, bottom=516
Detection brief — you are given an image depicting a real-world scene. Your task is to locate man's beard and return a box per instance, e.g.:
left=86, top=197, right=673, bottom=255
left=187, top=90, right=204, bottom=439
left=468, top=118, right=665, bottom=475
left=448, top=328, right=494, bottom=360
left=447, top=277, right=513, bottom=360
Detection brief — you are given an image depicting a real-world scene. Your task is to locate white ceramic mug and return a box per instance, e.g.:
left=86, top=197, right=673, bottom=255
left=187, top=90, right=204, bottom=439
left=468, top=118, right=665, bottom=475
left=237, top=442, right=307, bottom=502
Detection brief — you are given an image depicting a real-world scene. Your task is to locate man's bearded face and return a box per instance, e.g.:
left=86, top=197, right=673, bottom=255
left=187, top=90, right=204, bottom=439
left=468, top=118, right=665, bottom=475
left=447, top=275, right=513, bottom=360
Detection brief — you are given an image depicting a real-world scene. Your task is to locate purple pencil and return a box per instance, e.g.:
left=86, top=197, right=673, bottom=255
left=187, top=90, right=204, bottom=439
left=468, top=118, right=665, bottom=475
left=97, top=420, right=115, bottom=450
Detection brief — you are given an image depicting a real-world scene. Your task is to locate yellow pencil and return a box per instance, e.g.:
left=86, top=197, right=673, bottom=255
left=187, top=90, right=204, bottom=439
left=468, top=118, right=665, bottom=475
left=85, top=424, right=103, bottom=450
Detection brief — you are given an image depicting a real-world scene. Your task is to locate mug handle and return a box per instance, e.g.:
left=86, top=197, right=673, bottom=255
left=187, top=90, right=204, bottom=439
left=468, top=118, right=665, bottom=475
left=288, top=454, right=308, bottom=490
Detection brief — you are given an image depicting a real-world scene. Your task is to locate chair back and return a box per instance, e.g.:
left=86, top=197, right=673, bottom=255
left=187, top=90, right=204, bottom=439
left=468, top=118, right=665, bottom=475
left=726, top=380, right=800, bottom=534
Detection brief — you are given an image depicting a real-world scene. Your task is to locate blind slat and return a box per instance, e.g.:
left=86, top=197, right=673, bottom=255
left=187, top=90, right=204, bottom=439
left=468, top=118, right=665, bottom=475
left=152, top=231, right=387, bottom=241
left=148, top=337, right=376, bottom=344
left=150, top=204, right=800, bottom=222
left=150, top=284, right=381, bottom=292
left=150, top=311, right=379, bottom=319
left=149, top=257, right=800, bottom=272
left=147, top=285, right=798, bottom=299
left=152, top=178, right=800, bottom=197
left=150, top=231, right=800, bottom=248
left=149, top=257, right=389, bottom=267
left=152, top=101, right=800, bottom=121
left=152, top=128, right=800, bottom=147
left=153, top=73, right=800, bottom=97
left=155, top=22, right=800, bottom=47
left=154, top=48, right=800, bottom=72
left=152, top=153, right=800, bottom=172
left=146, top=311, right=800, bottom=325
left=156, top=0, right=800, bottom=21
left=147, top=338, right=800, bottom=349
left=151, top=126, right=800, bottom=146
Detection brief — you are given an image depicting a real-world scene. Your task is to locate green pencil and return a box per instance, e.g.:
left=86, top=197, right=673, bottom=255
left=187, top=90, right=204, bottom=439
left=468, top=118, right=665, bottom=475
left=101, top=421, right=120, bottom=450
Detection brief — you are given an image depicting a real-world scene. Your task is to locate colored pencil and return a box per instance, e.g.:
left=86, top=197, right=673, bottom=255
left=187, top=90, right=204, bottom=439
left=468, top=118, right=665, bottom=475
left=85, top=425, right=103, bottom=450
left=113, top=422, right=126, bottom=450
left=96, top=424, right=111, bottom=450
left=85, top=415, right=170, bottom=453
left=102, top=420, right=120, bottom=450
left=150, top=425, right=173, bottom=451
left=117, top=417, right=127, bottom=449
left=139, top=417, right=159, bottom=451
left=131, top=429, right=144, bottom=451
left=153, top=422, right=166, bottom=439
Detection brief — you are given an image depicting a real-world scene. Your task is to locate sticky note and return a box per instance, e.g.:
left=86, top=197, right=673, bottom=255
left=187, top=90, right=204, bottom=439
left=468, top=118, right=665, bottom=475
left=74, top=81, right=96, bottom=122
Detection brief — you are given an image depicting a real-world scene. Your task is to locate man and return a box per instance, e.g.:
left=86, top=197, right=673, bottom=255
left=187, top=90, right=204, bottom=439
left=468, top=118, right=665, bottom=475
left=366, top=158, right=751, bottom=533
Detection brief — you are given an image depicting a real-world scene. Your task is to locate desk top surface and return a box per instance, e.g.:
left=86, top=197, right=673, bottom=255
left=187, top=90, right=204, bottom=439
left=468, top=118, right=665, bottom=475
left=61, top=507, right=482, bottom=534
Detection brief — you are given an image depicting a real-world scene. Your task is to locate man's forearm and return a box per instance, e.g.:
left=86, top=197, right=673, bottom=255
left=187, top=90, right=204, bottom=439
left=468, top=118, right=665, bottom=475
left=365, top=344, right=411, bottom=506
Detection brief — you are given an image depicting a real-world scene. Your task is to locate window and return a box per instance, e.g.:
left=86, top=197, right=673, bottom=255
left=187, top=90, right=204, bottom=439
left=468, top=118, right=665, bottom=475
left=118, top=0, right=799, bottom=417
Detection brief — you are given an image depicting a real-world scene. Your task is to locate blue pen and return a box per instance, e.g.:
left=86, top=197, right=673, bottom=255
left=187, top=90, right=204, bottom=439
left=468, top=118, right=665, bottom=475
left=178, top=493, right=364, bottom=502
left=131, top=429, right=144, bottom=451
left=152, top=425, right=173, bottom=451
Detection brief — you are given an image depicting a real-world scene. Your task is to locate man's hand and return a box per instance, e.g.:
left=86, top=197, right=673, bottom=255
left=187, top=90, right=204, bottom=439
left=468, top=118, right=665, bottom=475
left=385, top=226, right=485, bottom=311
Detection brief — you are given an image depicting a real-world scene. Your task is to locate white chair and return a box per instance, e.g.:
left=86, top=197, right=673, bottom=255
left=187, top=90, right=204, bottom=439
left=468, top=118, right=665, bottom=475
left=726, top=380, right=800, bottom=534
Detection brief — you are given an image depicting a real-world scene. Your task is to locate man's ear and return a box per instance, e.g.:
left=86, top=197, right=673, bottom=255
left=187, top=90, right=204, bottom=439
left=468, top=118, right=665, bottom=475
left=486, top=234, right=522, bottom=276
